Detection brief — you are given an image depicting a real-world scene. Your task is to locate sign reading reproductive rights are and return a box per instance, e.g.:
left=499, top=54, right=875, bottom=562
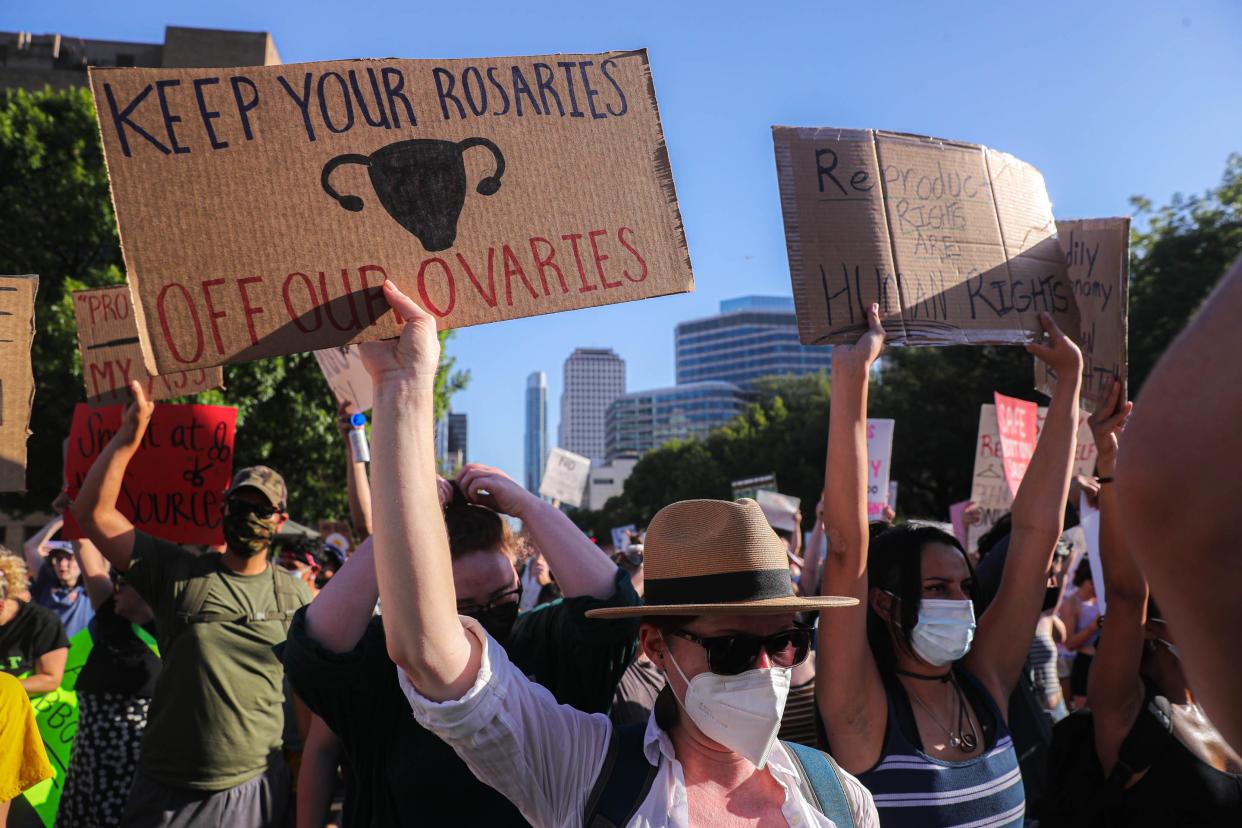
left=89, top=52, right=693, bottom=375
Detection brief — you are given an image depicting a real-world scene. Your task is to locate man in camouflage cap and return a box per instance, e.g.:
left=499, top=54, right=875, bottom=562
left=71, top=388, right=311, bottom=827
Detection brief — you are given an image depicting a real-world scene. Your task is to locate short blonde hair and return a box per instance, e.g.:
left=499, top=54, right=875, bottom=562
left=0, top=552, right=29, bottom=600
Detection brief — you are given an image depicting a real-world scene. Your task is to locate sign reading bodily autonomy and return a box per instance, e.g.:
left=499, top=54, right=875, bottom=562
left=1035, top=217, right=1130, bottom=410
left=74, top=284, right=224, bottom=405
left=61, top=403, right=238, bottom=544
left=772, top=128, right=1079, bottom=346
left=89, top=52, right=693, bottom=374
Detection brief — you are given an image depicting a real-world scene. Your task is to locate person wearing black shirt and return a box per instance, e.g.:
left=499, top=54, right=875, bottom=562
left=0, top=554, right=67, bottom=695
left=58, top=538, right=161, bottom=828
left=283, top=469, right=639, bottom=827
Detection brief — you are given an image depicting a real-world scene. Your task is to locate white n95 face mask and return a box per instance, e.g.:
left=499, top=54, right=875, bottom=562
left=910, top=598, right=977, bottom=667
left=666, top=647, right=791, bottom=768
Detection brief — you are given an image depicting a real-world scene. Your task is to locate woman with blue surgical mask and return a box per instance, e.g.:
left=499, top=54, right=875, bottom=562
left=816, top=305, right=1083, bottom=827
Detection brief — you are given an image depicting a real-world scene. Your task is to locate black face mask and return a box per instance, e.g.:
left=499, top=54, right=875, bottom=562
left=468, top=601, right=520, bottom=646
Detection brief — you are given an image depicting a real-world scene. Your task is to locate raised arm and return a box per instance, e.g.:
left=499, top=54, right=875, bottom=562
left=361, top=281, right=480, bottom=702
left=1085, top=380, right=1145, bottom=774
left=458, top=463, right=617, bottom=599
left=74, top=538, right=113, bottom=611
left=337, top=400, right=374, bottom=540
left=1117, top=256, right=1242, bottom=751
left=816, top=304, right=888, bottom=772
left=69, top=381, right=153, bottom=572
left=23, top=515, right=63, bottom=576
left=965, top=313, right=1082, bottom=700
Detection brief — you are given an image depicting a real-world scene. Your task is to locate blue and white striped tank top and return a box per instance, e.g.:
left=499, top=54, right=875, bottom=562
left=857, top=670, right=1025, bottom=827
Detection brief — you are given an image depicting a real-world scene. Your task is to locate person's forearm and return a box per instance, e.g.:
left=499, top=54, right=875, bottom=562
left=297, top=720, right=341, bottom=828
left=1011, top=375, right=1079, bottom=534
left=345, top=453, right=374, bottom=540
left=822, top=359, right=869, bottom=578
left=517, top=498, right=616, bottom=599
left=305, top=538, right=379, bottom=652
left=373, top=384, right=478, bottom=699
left=70, top=433, right=137, bottom=554
left=21, top=673, right=59, bottom=694
left=24, top=515, right=63, bottom=572
left=75, top=539, right=114, bottom=609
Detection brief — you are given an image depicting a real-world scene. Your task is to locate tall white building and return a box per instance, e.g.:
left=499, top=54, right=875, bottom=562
left=524, top=371, right=549, bottom=493
left=558, top=348, right=625, bottom=464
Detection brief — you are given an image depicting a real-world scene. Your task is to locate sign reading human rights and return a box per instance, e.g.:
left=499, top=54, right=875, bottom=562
left=74, top=285, right=224, bottom=405
left=89, top=52, right=693, bottom=374
left=772, top=127, right=1079, bottom=346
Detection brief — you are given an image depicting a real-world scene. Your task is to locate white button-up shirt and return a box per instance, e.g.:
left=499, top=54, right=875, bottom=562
left=398, top=617, right=879, bottom=827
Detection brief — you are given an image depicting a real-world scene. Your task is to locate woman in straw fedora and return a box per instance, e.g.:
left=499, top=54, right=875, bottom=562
left=816, top=304, right=1083, bottom=827
left=360, top=279, right=879, bottom=827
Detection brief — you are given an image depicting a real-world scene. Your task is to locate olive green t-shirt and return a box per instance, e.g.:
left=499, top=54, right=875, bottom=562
left=125, top=531, right=311, bottom=791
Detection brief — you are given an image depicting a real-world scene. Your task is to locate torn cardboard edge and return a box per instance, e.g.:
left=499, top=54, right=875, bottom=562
left=772, top=126, right=1078, bottom=348
left=73, top=284, right=225, bottom=406
left=0, top=275, right=38, bottom=492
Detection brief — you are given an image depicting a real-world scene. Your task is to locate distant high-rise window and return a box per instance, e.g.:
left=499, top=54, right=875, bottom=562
left=559, top=348, right=625, bottom=464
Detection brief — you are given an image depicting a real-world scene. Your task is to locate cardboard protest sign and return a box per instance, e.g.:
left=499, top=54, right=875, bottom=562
left=1035, top=218, right=1130, bottom=409
left=61, top=402, right=237, bottom=544
left=772, top=128, right=1079, bottom=346
left=313, top=345, right=374, bottom=412
left=755, top=489, right=801, bottom=533
left=967, top=402, right=1098, bottom=553
left=0, top=275, right=37, bottom=491
left=994, top=393, right=1038, bottom=498
left=731, top=473, right=778, bottom=502
left=866, top=418, right=895, bottom=519
left=89, top=52, right=693, bottom=375
left=539, top=447, right=590, bottom=507
left=318, top=519, right=354, bottom=557
left=1078, top=492, right=1107, bottom=614
left=74, top=285, right=223, bottom=406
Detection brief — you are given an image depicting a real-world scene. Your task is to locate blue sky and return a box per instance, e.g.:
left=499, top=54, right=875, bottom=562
left=10, top=1, right=1242, bottom=483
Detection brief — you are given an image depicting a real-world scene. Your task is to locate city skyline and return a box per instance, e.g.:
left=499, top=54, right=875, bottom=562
left=524, top=371, right=548, bottom=493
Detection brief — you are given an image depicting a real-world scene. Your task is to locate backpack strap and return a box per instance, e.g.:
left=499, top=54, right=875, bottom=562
left=177, top=558, right=299, bottom=631
left=583, top=722, right=658, bottom=828
left=783, top=741, right=855, bottom=828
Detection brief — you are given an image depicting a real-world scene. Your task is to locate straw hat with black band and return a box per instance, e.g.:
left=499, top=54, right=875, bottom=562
left=586, top=499, right=856, bottom=619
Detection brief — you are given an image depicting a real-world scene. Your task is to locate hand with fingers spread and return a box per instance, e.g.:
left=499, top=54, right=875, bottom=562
left=832, top=303, right=886, bottom=375
left=1026, top=312, right=1083, bottom=381
left=357, top=280, right=441, bottom=389
left=456, top=464, right=537, bottom=519
left=1087, top=377, right=1133, bottom=478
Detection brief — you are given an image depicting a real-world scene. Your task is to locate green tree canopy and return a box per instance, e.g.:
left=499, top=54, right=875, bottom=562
left=0, top=87, right=467, bottom=524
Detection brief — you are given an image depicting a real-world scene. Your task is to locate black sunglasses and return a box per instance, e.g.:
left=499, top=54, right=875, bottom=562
left=457, top=584, right=522, bottom=617
left=670, top=626, right=813, bottom=676
left=225, top=498, right=279, bottom=519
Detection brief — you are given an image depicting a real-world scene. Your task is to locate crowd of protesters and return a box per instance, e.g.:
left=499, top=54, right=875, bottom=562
left=3, top=260, right=1242, bottom=826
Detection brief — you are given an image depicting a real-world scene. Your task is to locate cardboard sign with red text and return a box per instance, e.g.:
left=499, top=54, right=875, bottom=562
left=966, top=402, right=1098, bottom=554
left=89, top=52, right=693, bottom=374
left=1035, top=218, right=1130, bottom=409
left=0, top=275, right=37, bottom=491
left=772, top=127, right=1079, bottom=346
left=993, top=393, right=1038, bottom=498
left=313, top=345, right=373, bottom=412
left=74, top=285, right=224, bottom=405
left=62, top=403, right=237, bottom=544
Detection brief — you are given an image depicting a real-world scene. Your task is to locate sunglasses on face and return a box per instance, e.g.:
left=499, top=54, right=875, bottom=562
left=457, top=584, right=522, bottom=618
left=670, top=625, right=813, bottom=676
left=225, top=499, right=279, bottom=519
